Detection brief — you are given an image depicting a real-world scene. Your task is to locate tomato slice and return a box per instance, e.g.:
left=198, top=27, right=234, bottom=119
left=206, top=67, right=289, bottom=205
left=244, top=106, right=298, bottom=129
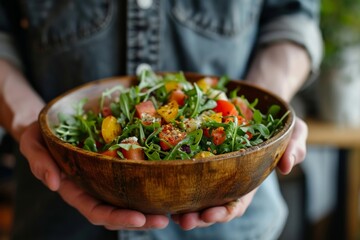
left=101, top=106, right=112, bottom=117
left=168, top=89, right=186, bottom=106
left=213, top=100, right=238, bottom=117
left=102, top=149, right=118, bottom=157
left=135, top=101, right=156, bottom=118
left=246, top=131, right=253, bottom=140
left=232, top=97, right=253, bottom=120
left=159, top=124, right=186, bottom=151
left=157, top=100, right=179, bottom=123
left=211, top=127, right=226, bottom=145
left=120, top=137, right=145, bottom=160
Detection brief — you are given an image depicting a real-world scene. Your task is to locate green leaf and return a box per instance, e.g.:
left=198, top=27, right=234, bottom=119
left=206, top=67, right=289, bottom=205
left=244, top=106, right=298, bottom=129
left=216, top=75, right=230, bottom=91
left=253, top=110, right=263, bottom=124
left=267, top=105, right=281, bottom=117
left=83, top=137, right=98, bottom=152
left=119, top=93, right=131, bottom=120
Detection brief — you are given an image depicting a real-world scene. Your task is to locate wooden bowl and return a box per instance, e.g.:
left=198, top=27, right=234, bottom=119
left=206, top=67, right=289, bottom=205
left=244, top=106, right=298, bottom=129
left=38, top=73, right=295, bottom=214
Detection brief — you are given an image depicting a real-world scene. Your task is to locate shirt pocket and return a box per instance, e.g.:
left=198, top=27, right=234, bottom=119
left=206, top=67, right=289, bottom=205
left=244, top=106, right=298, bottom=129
left=170, top=0, right=262, bottom=38
left=20, top=0, right=113, bottom=51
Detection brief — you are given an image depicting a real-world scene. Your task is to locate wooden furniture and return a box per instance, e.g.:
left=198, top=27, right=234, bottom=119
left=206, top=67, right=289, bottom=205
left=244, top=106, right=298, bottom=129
left=306, top=118, right=360, bottom=240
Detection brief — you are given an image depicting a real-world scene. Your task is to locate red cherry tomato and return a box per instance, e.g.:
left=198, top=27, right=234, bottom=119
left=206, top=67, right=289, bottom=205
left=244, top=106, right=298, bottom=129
left=213, top=100, right=238, bottom=117
left=159, top=124, right=186, bottom=151
left=168, top=89, right=187, bottom=106
left=211, top=127, right=226, bottom=145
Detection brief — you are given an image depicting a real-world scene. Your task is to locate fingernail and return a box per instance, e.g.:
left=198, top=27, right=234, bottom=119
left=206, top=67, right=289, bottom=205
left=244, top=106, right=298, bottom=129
left=45, top=171, right=55, bottom=191
left=290, top=154, right=295, bottom=168
left=212, top=209, right=227, bottom=221
left=284, top=154, right=296, bottom=174
left=44, top=171, right=49, bottom=184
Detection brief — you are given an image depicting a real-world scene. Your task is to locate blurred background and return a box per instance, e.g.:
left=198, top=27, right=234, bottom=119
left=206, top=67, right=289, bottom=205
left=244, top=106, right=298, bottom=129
left=1, top=0, right=360, bottom=239
left=279, top=0, right=360, bottom=239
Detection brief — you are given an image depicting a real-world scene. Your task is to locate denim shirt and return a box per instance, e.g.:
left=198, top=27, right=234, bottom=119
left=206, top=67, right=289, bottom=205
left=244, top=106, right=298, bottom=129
left=0, top=0, right=322, bottom=101
left=0, top=1, right=322, bottom=240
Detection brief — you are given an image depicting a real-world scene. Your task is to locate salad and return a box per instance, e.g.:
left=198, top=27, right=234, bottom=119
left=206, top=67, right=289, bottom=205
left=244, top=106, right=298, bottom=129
left=54, top=71, right=288, bottom=160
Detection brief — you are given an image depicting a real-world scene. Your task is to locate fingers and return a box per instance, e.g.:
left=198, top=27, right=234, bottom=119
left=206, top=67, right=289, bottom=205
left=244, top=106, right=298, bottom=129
left=19, top=121, right=61, bottom=191
left=58, top=178, right=169, bottom=230
left=19, top=121, right=170, bottom=230
left=172, top=212, right=212, bottom=230
left=277, top=117, right=308, bottom=174
left=202, top=188, right=257, bottom=223
left=172, top=188, right=257, bottom=230
left=105, top=215, right=169, bottom=231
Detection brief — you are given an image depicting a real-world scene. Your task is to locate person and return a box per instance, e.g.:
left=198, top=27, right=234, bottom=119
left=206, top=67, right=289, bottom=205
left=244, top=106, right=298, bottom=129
left=0, top=0, right=322, bottom=239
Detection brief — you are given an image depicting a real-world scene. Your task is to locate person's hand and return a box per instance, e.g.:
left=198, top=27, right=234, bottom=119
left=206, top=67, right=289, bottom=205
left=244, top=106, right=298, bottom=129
left=276, top=117, right=308, bottom=174
left=170, top=114, right=308, bottom=231
left=245, top=42, right=310, bottom=174
left=19, top=121, right=170, bottom=230
left=171, top=188, right=257, bottom=230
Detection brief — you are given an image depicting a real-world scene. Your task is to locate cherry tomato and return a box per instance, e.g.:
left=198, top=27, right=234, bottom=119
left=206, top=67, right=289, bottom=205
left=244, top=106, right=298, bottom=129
left=101, top=115, right=122, bottom=143
left=165, top=81, right=181, bottom=92
left=120, top=137, right=145, bottom=160
left=246, top=131, right=253, bottom=140
left=232, top=97, right=253, bottom=120
left=101, top=106, right=112, bottom=117
left=168, top=89, right=186, bottom=106
left=159, top=124, right=186, bottom=151
left=196, top=77, right=218, bottom=92
left=135, top=100, right=156, bottom=118
left=193, top=151, right=214, bottom=159
left=211, top=127, right=226, bottom=146
left=102, top=149, right=118, bottom=157
left=213, top=100, right=238, bottom=117
left=157, top=100, right=179, bottom=123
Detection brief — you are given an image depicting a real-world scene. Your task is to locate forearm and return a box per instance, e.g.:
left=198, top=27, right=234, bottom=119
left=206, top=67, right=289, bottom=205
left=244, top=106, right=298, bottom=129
left=245, top=41, right=311, bottom=102
left=0, top=59, right=44, bottom=142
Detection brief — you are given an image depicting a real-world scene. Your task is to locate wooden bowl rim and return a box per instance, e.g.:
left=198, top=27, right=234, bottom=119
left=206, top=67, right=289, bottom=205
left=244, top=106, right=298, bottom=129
left=39, top=73, right=296, bottom=166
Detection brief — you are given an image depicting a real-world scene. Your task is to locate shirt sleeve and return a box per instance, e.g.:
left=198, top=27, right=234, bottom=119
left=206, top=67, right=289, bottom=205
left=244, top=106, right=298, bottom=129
left=258, top=0, right=323, bottom=73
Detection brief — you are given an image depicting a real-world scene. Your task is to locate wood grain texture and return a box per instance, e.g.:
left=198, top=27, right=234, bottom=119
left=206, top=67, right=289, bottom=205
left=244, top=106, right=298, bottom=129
left=39, top=73, right=295, bottom=214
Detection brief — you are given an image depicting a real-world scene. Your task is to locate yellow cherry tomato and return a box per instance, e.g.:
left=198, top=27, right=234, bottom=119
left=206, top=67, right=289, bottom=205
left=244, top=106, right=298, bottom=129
left=196, top=77, right=218, bottom=92
left=193, top=151, right=214, bottom=159
left=164, top=81, right=181, bottom=92
left=101, top=115, right=122, bottom=143
left=157, top=100, right=179, bottom=123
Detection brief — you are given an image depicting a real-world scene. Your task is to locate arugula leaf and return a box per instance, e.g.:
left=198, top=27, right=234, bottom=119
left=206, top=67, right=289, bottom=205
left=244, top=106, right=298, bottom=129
left=267, top=104, right=281, bottom=117
left=54, top=70, right=289, bottom=160
left=252, top=109, right=263, bottom=124
left=119, top=93, right=131, bottom=121
left=189, top=83, right=203, bottom=118
left=83, top=137, right=98, bottom=152
left=215, top=75, right=230, bottom=91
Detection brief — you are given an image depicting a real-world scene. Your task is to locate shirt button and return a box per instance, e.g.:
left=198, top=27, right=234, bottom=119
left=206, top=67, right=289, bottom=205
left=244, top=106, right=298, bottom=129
left=136, top=63, right=152, bottom=76
left=137, top=0, right=153, bottom=9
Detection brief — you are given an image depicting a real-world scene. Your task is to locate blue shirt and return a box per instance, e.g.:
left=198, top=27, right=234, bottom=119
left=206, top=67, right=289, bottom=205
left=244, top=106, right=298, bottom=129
left=0, top=1, right=322, bottom=239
